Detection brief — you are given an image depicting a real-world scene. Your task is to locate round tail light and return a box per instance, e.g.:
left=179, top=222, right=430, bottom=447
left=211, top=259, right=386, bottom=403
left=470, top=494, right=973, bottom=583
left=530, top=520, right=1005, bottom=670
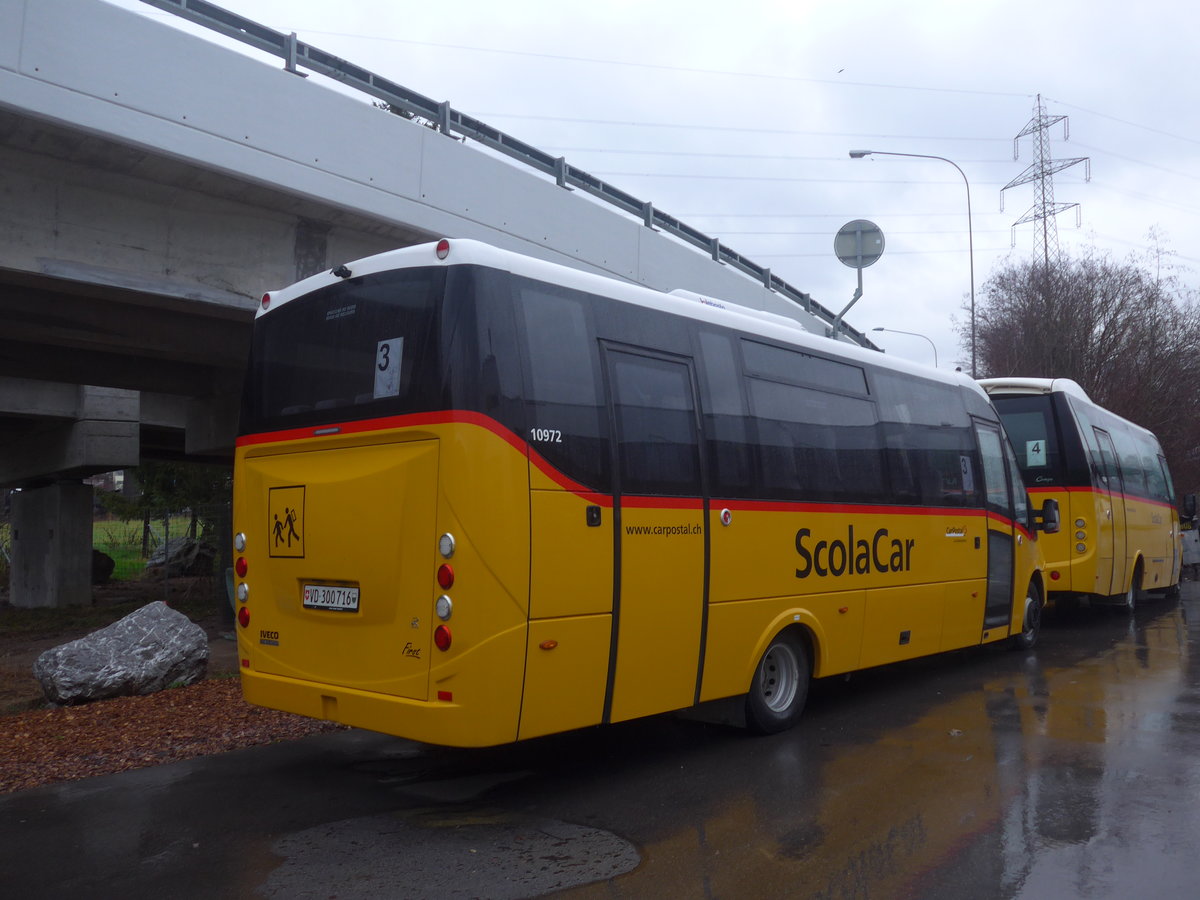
left=434, top=625, right=452, bottom=651
left=237, top=606, right=250, bottom=628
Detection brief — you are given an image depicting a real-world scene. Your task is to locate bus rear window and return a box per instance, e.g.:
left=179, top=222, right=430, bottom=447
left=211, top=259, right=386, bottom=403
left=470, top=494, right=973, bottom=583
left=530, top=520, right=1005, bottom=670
left=991, top=396, right=1065, bottom=486
left=241, top=268, right=445, bottom=433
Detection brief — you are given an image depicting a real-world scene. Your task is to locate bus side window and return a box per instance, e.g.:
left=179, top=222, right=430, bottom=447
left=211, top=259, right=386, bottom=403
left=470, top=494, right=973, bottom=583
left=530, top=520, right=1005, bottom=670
left=1110, top=425, right=1146, bottom=497
left=696, top=331, right=753, bottom=497
left=872, top=371, right=976, bottom=507
left=1091, top=427, right=1118, bottom=488
left=746, top=376, right=881, bottom=503
left=1002, top=437, right=1030, bottom=525
left=517, top=283, right=610, bottom=493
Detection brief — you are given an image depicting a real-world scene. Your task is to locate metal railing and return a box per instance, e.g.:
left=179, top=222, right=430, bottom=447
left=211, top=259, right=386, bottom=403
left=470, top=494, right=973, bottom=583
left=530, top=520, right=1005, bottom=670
left=139, top=0, right=874, bottom=347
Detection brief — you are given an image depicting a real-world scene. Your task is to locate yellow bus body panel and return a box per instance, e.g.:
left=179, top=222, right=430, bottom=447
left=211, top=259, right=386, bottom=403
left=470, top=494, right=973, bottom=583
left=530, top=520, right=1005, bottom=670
left=239, top=623, right=528, bottom=748
left=519, top=614, right=611, bottom=740
left=237, top=436, right=440, bottom=698
left=233, top=418, right=532, bottom=747
left=609, top=503, right=706, bottom=723
left=1034, top=487, right=1179, bottom=599
left=529, top=490, right=612, bottom=619
left=704, top=504, right=991, bottom=690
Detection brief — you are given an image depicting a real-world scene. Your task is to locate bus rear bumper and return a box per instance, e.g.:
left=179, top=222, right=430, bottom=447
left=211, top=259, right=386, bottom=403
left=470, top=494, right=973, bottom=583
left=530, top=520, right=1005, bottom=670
left=239, top=669, right=520, bottom=748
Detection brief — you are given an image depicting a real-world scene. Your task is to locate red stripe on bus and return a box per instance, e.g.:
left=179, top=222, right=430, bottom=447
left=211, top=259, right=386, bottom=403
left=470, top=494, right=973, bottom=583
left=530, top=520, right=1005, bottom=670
left=238, top=413, right=1045, bottom=526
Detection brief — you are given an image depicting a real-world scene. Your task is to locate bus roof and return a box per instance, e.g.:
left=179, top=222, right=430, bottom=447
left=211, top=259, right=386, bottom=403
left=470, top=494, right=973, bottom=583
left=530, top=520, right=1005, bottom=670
left=262, top=238, right=987, bottom=400
left=978, top=377, right=1093, bottom=402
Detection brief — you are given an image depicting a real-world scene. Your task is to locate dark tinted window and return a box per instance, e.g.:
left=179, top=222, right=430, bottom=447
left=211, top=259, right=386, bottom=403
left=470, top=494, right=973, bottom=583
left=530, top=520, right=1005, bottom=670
left=516, top=279, right=609, bottom=492
left=448, top=267, right=524, bottom=434
left=874, top=371, right=979, bottom=507
left=747, top=377, right=882, bottom=502
left=741, top=340, right=868, bottom=394
left=873, top=372, right=966, bottom=427
left=242, top=267, right=444, bottom=433
left=610, top=352, right=701, bottom=496
left=991, top=395, right=1067, bottom=488
left=697, top=331, right=753, bottom=496
left=975, top=424, right=1014, bottom=518
left=1110, top=425, right=1148, bottom=498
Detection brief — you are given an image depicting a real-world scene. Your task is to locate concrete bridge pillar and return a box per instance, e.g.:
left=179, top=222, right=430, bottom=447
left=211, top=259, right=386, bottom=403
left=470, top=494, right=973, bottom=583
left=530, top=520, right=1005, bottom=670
left=10, top=481, right=93, bottom=608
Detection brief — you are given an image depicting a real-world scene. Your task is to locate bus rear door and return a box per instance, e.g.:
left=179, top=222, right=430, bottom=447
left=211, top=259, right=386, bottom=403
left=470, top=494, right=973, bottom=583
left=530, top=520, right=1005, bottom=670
left=604, top=347, right=708, bottom=723
left=240, top=438, right=439, bottom=701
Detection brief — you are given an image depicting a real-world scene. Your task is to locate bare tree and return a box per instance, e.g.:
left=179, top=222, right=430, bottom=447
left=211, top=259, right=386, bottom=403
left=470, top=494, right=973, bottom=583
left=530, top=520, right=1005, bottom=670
left=964, top=244, right=1200, bottom=495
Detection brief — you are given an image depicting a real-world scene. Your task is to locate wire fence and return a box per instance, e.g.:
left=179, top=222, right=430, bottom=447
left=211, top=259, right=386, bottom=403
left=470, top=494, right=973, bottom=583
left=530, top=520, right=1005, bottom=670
left=0, top=495, right=233, bottom=628
left=92, top=503, right=233, bottom=617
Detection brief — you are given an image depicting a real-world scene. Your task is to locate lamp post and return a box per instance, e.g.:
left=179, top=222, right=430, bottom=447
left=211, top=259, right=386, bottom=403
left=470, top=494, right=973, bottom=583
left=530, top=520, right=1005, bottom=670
left=871, top=326, right=938, bottom=368
left=849, top=150, right=975, bottom=377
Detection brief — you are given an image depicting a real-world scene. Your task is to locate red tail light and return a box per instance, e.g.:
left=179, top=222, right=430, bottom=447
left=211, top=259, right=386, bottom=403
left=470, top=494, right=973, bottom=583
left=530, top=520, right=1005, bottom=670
left=235, top=557, right=248, bottom=578
left=434, top=625, right=452, bottom=651
left=237, top=606, right=250, bottom=628
left=437, top=564, right=454, bottom=589
left=261, top=293, right=271, bottom=310
left=436, top=239, right=451, bottom=259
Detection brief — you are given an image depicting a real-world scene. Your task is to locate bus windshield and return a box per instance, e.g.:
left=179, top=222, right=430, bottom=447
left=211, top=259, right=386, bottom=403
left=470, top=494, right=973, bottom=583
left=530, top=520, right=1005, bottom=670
left=990, top=395, right=1066, bottom=488
left=241, top=267, right=446, bottom=434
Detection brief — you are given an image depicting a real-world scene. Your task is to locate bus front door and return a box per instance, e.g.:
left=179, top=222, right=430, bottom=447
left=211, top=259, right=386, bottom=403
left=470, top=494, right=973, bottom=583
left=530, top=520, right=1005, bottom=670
left=975, top=422, right=1016, bottom=633
left=604, top=347, right=708, bottom=724
left=1091, top=427, right=1128, bottom=596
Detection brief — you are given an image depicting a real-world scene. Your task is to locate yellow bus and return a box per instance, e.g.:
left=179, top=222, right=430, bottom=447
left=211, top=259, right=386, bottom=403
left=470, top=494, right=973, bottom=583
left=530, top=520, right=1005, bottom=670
left=232, top=239, right=1057, bottom=747
left=979, top=377, right=1184, bottom=610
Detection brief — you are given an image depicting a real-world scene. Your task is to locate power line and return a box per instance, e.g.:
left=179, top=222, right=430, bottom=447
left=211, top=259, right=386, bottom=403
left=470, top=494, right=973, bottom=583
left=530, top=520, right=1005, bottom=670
left=1045, top=98, right=1200, bottom=147
left=257, top=27, right=1034, bottom=100
left=469, top=112, right=1004, bottom=140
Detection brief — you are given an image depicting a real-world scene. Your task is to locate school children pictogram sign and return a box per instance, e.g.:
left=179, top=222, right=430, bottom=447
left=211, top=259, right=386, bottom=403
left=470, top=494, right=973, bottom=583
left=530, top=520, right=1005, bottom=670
left=268, top=485, right=305, bottom=558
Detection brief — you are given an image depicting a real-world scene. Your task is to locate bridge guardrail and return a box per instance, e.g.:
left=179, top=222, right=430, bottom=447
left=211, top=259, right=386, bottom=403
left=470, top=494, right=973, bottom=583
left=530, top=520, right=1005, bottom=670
left=139, top=0, right=873, bottom=347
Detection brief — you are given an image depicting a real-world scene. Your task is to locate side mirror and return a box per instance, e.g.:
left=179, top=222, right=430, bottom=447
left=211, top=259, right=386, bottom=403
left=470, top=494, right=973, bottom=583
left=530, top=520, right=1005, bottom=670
left=1183, top=493, right=1197, bottom=522
left=1035, top=497, right=1060, bottom=534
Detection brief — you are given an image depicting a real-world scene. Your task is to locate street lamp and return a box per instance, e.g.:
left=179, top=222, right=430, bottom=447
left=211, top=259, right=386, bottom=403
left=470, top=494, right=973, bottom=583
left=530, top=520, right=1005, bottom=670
left=872, top=326, right=938, bottom=368
left=849, top=150, right=975, bottom=377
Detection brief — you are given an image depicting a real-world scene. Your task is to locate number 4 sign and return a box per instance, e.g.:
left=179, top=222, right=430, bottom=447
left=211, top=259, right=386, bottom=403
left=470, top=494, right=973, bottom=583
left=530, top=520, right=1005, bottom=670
left=1026, top=439, right=1046, bottom=467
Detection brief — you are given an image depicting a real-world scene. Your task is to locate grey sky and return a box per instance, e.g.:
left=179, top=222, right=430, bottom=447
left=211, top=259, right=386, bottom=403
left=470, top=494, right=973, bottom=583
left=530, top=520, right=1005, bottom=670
left=108, top=0, right=1199, bottom=371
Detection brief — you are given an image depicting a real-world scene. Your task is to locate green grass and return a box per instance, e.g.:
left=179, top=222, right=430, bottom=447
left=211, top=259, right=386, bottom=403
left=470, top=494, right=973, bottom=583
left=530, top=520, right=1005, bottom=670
left=92, top=515, right=204, bottom=581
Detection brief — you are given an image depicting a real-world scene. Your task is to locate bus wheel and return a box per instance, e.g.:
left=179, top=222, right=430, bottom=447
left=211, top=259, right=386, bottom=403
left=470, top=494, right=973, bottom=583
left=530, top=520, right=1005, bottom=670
left=745, top=631, right=810, bottom=735
left=1011, top=585, right=1042, bottom=650
left=1124, top=565, right=1145, bottom=612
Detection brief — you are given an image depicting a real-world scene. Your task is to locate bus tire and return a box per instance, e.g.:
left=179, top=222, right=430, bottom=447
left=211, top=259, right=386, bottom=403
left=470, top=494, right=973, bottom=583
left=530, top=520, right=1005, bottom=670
left=1124, top=564, right=1146, bottom=612
left=745, top=631, right=810, bottom=735
left=1010, top=584, right=1042, bottom=650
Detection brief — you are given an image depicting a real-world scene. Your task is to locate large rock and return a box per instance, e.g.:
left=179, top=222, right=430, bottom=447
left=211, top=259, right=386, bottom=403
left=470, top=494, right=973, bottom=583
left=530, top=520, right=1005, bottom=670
left=92, top=549, right=115, bottom=584
left=33, top=601, right=209, bottom=705
left=145, top=536, right=216, bottom=578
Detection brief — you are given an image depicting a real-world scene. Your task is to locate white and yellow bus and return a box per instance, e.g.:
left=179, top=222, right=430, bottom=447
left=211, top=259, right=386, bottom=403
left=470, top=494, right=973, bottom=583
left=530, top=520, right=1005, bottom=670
left=232, top=239, right=1057, bottom=747
left=980, top=377, right=1184, bottom=610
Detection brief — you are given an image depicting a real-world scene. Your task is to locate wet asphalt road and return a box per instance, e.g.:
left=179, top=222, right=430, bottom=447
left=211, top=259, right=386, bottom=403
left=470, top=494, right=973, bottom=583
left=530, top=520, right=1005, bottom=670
left=4, top=584, right=1200, bottom=899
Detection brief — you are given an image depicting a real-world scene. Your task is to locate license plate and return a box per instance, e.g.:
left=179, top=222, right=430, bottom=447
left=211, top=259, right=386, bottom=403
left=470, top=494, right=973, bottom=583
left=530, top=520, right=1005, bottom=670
left=303, top=584, right=360, bottom=611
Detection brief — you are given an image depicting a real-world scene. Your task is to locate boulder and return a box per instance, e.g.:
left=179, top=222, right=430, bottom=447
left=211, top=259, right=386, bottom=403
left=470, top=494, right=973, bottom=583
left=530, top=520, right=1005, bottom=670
left=145, top=536, right=216, bottom=578
left=92, top=548, right=115, bottom=584
left=33, top=601, right=209, bottom=705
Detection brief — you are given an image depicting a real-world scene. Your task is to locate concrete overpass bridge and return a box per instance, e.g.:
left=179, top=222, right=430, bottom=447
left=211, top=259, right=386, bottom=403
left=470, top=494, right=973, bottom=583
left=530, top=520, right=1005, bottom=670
left=1, top=0, right=874, bottom=606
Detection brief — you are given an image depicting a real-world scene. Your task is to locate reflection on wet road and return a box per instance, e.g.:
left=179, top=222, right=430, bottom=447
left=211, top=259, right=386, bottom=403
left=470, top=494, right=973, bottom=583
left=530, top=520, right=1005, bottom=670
left=2, top=587, right=1198, bottom=898
left=549, top=588, right=1200, bottom=899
